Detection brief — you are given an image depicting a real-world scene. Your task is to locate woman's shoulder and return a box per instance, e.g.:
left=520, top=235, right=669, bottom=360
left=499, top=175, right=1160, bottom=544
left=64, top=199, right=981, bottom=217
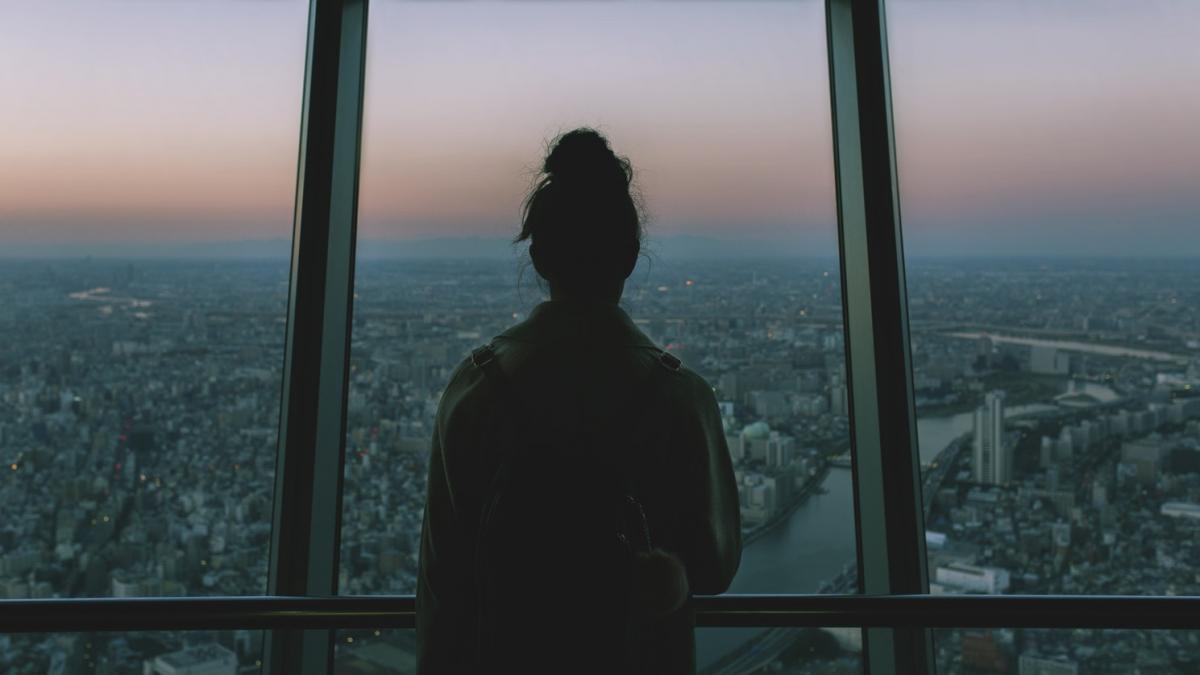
left=645, top=349, right=717, bottom=400
left=619, top=349, right=721, bottom=432
left=435, top=352, right=494, bottom=429
left=436, top=340, right=539, bottom=421
left=668, top=367, right=722, bottom=427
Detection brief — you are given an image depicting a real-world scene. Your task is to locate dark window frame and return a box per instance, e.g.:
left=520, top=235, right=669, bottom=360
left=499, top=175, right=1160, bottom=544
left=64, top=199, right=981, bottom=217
left=267, top=0, right=368, bottom=673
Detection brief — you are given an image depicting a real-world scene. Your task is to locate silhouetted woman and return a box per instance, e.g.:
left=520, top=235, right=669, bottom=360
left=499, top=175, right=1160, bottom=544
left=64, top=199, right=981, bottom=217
left=416, top=128, right=741, bottom=674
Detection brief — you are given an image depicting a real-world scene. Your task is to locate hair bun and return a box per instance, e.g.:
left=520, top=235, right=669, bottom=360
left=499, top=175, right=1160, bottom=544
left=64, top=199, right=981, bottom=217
left=516, top=127, right=643, bottom=296
left=543, top=128, right=630, bottom=188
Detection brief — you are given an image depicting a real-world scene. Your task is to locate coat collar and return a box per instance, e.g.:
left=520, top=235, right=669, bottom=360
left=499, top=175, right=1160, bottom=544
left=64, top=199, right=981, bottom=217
left=497, top=300, right=658, bottom=349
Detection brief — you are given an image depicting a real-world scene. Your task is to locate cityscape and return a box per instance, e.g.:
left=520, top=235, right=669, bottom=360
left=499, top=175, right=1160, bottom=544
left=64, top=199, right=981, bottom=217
left=0, top=255, right=1197, bottom=674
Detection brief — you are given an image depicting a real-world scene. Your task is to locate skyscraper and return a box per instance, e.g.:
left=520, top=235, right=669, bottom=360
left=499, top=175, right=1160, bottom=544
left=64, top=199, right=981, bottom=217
left=973, top=390, right=1009, bottom=485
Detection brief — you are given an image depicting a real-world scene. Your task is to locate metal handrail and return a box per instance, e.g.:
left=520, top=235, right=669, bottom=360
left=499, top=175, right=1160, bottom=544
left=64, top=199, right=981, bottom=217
left=2, top=594, right=1197, bottom=634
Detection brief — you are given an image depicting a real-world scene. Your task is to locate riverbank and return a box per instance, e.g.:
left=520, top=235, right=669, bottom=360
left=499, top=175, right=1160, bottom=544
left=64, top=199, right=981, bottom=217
left=696, top=465, right=857, bottom=669
left=915, top=373, right=1067, bottom=418
left=742, top=462, right=833, bottom=547
left=947, top=330, right=1192, bottom=363
left=698, top=388, right=1126, bottom=671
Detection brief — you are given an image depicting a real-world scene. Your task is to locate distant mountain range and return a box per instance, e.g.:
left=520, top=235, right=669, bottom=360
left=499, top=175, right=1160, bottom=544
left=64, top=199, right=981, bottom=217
left=1, top=234, right=837, bottom=260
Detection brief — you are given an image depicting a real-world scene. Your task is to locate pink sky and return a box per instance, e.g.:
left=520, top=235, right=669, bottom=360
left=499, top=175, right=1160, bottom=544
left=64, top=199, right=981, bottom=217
left=1, top=0, right=1196, bottom=255
left=356, top=1, right=834, bottom=246
left=889, top=0, right=1200, bottom=254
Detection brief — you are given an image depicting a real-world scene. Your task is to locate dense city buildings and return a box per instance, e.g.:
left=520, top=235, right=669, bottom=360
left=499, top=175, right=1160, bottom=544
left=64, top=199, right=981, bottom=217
left=910, top=259, right=1200, bottom=675
left=0, top=255, right=1197, bottom=673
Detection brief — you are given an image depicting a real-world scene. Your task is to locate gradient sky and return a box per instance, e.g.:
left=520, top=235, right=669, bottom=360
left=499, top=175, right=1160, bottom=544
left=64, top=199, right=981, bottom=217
left=357, top=0, right=834, bottom=250
left=0, top=0, right=309, bottom=245
left=1, top=0, right=1197, bottom=256
left=889, top=0, right=1200, bottom=256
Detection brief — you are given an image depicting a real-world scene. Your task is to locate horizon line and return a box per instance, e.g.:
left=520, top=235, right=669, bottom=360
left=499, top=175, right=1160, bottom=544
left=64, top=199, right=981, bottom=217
left=3, top=254, right=1199, bottom=261
left=1, top=235, right=1198, bottom=261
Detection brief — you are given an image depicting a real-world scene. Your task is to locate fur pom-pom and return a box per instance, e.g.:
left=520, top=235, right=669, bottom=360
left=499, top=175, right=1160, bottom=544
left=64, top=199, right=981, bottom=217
left=630, top=549, right=689, bottom=619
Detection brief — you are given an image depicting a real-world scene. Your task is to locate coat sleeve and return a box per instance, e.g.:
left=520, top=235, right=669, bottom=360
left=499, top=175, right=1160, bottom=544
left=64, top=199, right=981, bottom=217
left=669, top=372, right=742, bottom=595
left=416, top=364, right=483, bottom=673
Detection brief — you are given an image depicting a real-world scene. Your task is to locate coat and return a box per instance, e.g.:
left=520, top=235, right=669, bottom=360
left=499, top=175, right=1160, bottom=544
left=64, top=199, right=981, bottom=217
left=416, top=299, right=742, bottom=674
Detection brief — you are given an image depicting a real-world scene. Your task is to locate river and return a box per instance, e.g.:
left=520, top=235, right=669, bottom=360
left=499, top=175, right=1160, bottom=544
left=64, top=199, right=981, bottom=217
left=698, top=380, right=1119, bottom=667
left=697, top=467, right=857, bottom=667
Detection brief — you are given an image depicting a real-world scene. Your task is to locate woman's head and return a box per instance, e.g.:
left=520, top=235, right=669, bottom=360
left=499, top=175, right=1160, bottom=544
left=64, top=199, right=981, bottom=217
left=518, top=128, right=642, bottom=301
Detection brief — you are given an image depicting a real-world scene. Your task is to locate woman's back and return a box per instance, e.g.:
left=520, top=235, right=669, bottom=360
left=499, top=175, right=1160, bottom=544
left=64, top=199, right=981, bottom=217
left=417, top=301, right=741, bottom=673
left=416, top=128, right=741, bottom=674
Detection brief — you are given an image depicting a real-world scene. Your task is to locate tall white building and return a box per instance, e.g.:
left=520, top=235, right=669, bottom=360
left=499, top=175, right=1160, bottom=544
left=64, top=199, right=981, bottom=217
left=973, top=391, right=1010, bottom=485
left=765, top=431, right=795, bottom=468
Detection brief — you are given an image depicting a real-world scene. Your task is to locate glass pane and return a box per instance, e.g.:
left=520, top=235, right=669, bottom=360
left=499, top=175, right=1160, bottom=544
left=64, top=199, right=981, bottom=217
left=934, top=628, right=1200, bottom=675
left=343, top=0, right=852, bottom=670
left=0, top=1, right=307, bottom=599
left=698, top=627, right=863, bottom=675
left=888, top=0, right=1200, bottom=598
left=0, top=631, right=264, bottom=674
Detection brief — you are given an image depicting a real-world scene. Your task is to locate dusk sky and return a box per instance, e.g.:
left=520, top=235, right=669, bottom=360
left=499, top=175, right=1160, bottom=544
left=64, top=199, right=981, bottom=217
left=1, top=0, right=1196, bottom=256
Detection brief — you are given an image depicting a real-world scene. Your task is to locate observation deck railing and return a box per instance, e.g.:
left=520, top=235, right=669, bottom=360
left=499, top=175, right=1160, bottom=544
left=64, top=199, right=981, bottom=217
left=3, top=594, right=1197, bottom=633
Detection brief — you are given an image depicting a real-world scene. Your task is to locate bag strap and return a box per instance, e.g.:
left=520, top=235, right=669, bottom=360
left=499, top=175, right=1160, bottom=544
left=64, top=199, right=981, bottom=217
left=470, top=343, right=501, bottom=372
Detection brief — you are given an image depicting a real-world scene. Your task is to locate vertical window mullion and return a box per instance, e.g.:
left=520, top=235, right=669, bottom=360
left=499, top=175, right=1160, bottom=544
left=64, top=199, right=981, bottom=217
left=267, top=0, right=369, bottom=673
left=825, top=0, right=932, bottom=673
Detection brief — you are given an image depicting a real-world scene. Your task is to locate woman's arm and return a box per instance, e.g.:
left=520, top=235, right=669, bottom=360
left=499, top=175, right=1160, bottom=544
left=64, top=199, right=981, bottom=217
left=416, top=424, right=478, bottom=673
left=416, top=362, right=485, bottom=673
left=670, top=372, right=743, bottom=595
